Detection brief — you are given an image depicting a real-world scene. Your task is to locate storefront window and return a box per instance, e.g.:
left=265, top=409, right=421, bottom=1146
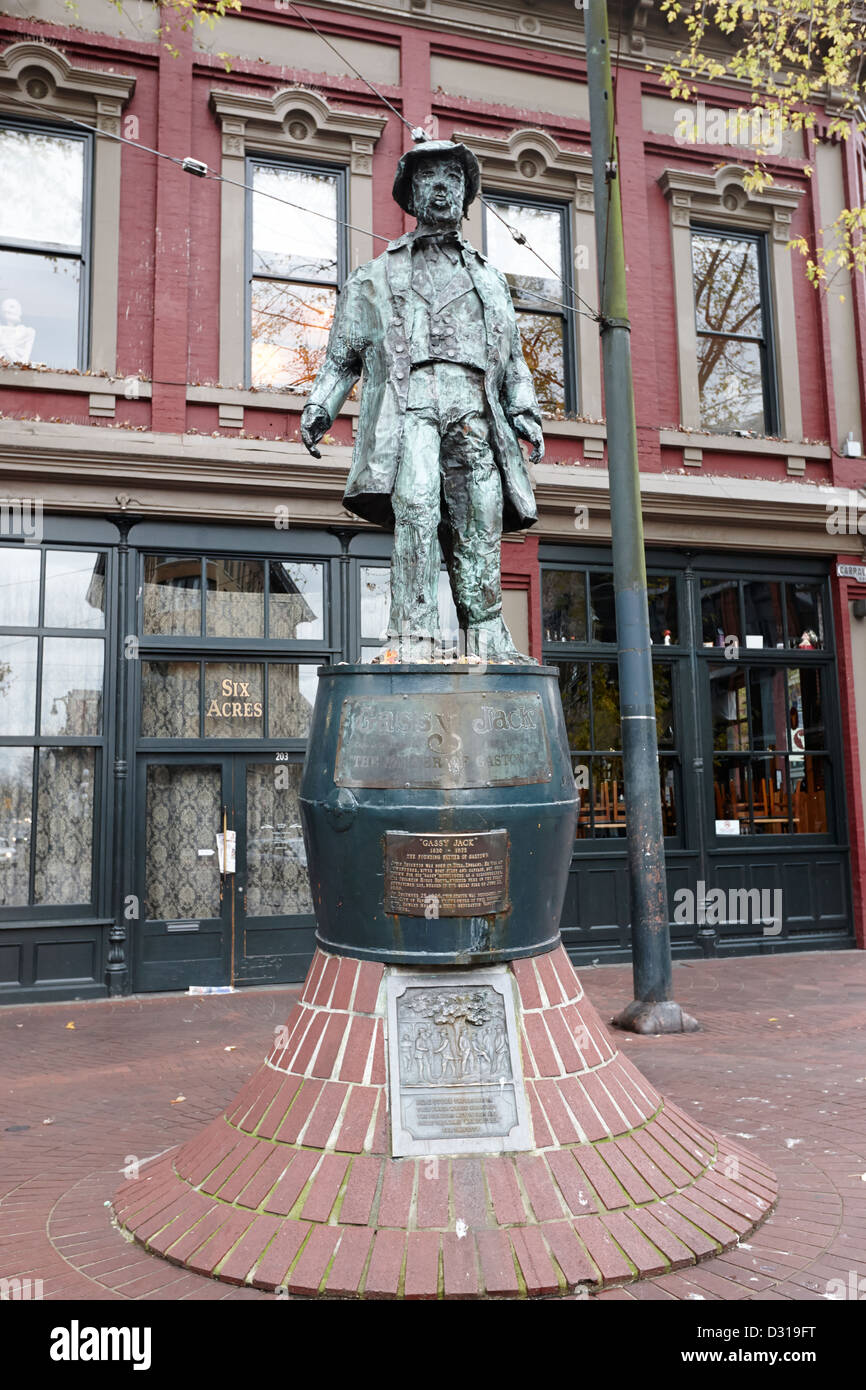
left=358, top=565, right=458, bottom=660
left=139, top=658, right=319, bottom=742
left=269, top=562, right=324, bottom=640
left=268, top=664, right=317, bottom=739
left=710, top=662, right=828, bottom=834
left=142, top=554, right=329, bottom=644
left=0, top=635, right=38, bottom=735
left=701, top=576, right=823, bottom=650
left=44, top=552, right=105, bottom=629
left=543, top=558, right=835, bottom=847
left=543, top=568, right=679, bottom=646
left=40, top=637, right=104, bottom=735
left=141, top=662, right=200, bottom=739
left=0, top=745, right=32, bottom=908
left=204, top=662, right=264, bottom=739
left=0, top=545, right=106, bottom=910
left=0, top=548, right=40, bottom=626
left=556, top=657, right=679, bottom=839
left=205, top=559, right=265, bottom=639
left=143, top=555, right=202, bottom=636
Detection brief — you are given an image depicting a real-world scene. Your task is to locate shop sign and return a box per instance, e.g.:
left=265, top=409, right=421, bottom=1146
left=205, top=678, right=263, bottom=721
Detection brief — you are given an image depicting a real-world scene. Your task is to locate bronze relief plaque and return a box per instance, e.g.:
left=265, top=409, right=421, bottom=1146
left=334, top=691, right=552, bottom=789
left=384, top=830, right=509, bottom=918
left=386, top=969, right=532, bottom=1157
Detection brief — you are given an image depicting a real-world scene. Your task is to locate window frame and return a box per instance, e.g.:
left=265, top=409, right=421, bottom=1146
left=690, top=222, right=779, bottom=437
left=697, top=568, right=835, bottom=842
left=243, top=153, right=348, bottom=392
left=0, top=114, right=93, bottom=372
left=540, top=559, right=686, bottom=846
left=0, top=543, right=111, bottom=918
left=135, top=547, right=335, bottom=755
left=481, top=188, right=578, bottom=415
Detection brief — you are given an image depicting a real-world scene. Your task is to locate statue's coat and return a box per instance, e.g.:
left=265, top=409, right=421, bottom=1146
left=305, top=231, right=539, bottom=533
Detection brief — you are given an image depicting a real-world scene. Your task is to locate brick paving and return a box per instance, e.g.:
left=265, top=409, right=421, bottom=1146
left=1, top=949, right=864, bottom=1301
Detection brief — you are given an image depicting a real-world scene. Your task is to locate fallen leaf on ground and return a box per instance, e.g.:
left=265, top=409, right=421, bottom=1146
left=65, top=1022, right=75, bottom=1030
left=170, top=1095, right=186, bottom=1104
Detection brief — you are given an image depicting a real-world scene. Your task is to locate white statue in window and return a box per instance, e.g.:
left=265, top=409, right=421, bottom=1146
left=0, top=298, right=36, bottom=365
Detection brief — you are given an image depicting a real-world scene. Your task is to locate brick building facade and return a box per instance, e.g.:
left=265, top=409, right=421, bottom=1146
left=0, top=0, right=864, bottom=1002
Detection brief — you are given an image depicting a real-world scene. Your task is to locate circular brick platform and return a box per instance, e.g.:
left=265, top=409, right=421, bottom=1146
left=112, top=946, right=777, bottom=1298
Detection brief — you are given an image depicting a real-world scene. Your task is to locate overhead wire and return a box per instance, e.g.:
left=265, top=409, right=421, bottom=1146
left=9, top=0, right=605, bottom=329
left=283, top=1, right=601, bottom=320
left=8, top=94, right=592, bottom=319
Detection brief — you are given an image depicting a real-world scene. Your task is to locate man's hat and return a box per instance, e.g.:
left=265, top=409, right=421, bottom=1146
left=391, top=139, right=481, bottom=216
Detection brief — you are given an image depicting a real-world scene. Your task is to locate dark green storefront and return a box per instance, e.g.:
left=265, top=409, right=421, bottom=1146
left=0, top=521, right=855, bottom=1004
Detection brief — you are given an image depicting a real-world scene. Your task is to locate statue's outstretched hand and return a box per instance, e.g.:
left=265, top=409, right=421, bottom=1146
left=300, top=403, right=331, bottom=460
left=511, top=413, right=545, bottom=465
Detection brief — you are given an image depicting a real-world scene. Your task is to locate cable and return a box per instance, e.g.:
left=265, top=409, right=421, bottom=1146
left=286, top=1, right=424, bottom=141
left=481, top=196, right=600, bottom=320
left=6, top=95, right=593, bottom=319
left=7, top=94, right=395, bottom=245
left=288, top=1, right=599, bottom=320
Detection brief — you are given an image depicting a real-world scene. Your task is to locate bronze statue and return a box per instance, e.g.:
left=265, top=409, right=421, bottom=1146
left=300, top=140, right=544, bottom=662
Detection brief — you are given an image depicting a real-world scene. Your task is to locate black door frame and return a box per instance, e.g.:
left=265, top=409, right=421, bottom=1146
left=539, top=542, right=854, bottom=961
left=133, top=750, right=232, bottom=993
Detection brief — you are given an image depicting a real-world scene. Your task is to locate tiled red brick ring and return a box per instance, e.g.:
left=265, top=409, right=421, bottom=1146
left=113, top=669, right=776, bottom=1298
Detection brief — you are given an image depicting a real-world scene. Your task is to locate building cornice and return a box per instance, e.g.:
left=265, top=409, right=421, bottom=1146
left=0, top=419, right=849, bottom=548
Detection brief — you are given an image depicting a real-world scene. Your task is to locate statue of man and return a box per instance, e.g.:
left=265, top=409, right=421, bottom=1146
left=300, top=140, right=544, bottom=663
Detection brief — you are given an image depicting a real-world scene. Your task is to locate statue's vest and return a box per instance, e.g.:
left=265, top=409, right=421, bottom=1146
left=408, top=253, right=488, bottom=374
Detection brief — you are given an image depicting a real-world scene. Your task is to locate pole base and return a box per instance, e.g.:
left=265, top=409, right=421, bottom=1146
left=612, top=999, right=700, bottom=1035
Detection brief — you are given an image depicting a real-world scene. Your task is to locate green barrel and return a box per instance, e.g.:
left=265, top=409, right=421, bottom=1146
left=300, top=663, right=578, bottom=965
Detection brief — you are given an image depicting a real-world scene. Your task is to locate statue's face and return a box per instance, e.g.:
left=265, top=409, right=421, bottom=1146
left=1, top=298, right=22, bottom=325
left=411, top=157, right=465, bottom=227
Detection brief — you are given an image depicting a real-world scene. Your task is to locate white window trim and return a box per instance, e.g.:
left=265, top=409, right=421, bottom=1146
left=454, top=126, right=601, bottom=419
left=659, top=164, right=806, bottom=440
left=0, top=40, right=135, bottom=376
left=210, top=86, right=386, bottom=389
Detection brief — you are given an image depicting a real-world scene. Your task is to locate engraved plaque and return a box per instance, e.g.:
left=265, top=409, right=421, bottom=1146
left=384, top=830, right=509, bottom=918
left=334, top=691, right=552, bottom=789
left=387, top=969, right=532, bottom=1157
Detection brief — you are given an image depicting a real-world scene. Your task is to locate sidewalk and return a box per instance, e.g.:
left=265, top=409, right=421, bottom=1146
left=1, top=951, right=864, bottom=1301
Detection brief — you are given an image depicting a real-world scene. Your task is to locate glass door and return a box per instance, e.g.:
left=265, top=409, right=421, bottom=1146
left=134, top=755, right=232, bottom=992
left=232, top=753, right=315, bottom=984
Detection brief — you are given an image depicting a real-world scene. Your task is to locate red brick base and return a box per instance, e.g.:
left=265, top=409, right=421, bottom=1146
left=112, top=946, right=776, bottom=1298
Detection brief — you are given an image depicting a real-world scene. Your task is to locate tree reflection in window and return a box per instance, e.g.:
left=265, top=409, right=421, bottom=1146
left=691, top=229, right=774, bottom=435
left=484, top=196, right=573, bottom=414
left=248, top=163, right=342, bottom=391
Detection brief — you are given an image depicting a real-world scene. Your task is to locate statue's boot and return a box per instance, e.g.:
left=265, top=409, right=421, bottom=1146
left=465, top=615, right=537, bottom=664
